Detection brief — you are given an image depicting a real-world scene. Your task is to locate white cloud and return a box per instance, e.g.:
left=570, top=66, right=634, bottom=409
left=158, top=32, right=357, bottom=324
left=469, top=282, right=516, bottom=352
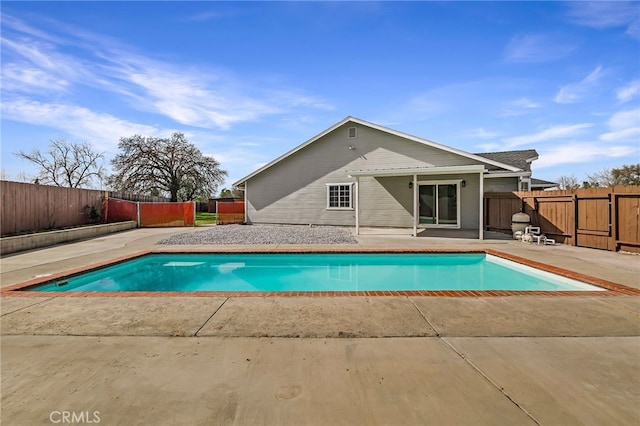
left=502, top=123, right=593, bottom=148
left=566, top=2, right=640, bottom=39
left=471, top=128, right=502, bottom=139
left=405, top=96, right=451, bottom=117
left=535, top=142, right=638, bottom=169
left=627, top=18, right=640, bottom=40
left=1, top=13, right=333, bottom=132
left=600, top=108, right=640, bottom=142
left=186, top=11, right=223, bottom=22
left=106, top=53, right=331, bottom=130
left=124, top=70, right=279, bottom=130
left=617, top=80, right=640, bottom=103
left=554, top=66, right=606, bottom=104
left=1, top=64, right=69, bottom=93
left=534, top=109, right=640, bottom=169
left=1, top=14, right=64, bottom=43
left=476, top=143, right=502, bottom=152
left=1, top=97, right=161, bottom=152
left=500, top=97, right=542, bottom=116
left=512, top=97, right=541, bottom=109
left=504, top=34, right=577, bottom=63
left=205, top=147, right=272, bottom=184
left=392, top=77, right=545, bottom=124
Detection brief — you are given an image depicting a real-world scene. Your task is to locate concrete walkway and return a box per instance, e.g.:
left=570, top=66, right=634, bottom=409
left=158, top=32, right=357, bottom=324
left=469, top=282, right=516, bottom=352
left=1, top=227, right=639, bottom=425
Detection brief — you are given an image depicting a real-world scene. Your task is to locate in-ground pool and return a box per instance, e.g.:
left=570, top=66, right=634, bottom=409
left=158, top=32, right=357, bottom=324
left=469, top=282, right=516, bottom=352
left=22, top=253, right=605, bottom=292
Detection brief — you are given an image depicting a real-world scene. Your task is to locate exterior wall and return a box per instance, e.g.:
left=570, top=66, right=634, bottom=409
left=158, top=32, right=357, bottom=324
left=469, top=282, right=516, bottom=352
left=358, top=176, right=412, bottom=227
left=484, top=177, right=519, bottom=192
left=246, top=123, right=488, bottom=227
left=357, top=173, right=481, bottom=229
left=417, top=173, right=480, bottom=229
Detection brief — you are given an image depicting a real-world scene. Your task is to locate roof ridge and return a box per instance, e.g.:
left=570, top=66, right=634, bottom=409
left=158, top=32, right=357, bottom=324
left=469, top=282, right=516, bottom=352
left=474, top=149, right=537, bottom=155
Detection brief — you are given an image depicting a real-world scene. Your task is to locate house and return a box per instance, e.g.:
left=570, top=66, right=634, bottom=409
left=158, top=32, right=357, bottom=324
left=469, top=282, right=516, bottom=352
left=530, top=178, right=558, bottom=190
left=233, top=117, right=542, bottom=239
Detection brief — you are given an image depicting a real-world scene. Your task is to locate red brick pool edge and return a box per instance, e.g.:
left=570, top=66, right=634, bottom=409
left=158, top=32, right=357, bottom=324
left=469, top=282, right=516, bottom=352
left=3, top=248, right=639, bottom=297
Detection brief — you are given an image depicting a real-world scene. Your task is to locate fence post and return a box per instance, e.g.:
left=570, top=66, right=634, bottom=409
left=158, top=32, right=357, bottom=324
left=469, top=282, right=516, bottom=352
left=611, top=189, right=617, bottom=251
left=103, top=191, right=109, bottom=223
left=571, top=190, right=580, bottom=247
left=136, top=202, right=141, bottom=227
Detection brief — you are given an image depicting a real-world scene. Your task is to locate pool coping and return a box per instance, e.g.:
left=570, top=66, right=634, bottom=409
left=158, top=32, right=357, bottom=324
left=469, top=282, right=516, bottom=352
left=2, top=248, right=639, bottom=297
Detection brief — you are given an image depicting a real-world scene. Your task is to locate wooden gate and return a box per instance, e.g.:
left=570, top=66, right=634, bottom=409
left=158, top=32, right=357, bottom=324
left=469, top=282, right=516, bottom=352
left=576, top=192, right=612, bottom=250
left=484, top=186, right=640, bottom=252
left=614, top=190, right=640, bottom=253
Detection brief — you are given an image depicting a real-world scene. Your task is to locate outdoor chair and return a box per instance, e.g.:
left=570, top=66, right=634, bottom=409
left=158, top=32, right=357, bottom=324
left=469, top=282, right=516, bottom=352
left=524, top=226, right=556, bottom=246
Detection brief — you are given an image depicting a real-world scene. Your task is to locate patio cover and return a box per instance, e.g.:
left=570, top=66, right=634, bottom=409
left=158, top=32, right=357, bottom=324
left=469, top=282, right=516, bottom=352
left=346, top=165, right=486, bottom=238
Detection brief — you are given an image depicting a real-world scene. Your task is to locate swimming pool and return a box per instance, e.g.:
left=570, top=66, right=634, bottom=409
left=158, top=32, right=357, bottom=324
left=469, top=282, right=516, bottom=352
left=22, top=253, right=605, bottom=293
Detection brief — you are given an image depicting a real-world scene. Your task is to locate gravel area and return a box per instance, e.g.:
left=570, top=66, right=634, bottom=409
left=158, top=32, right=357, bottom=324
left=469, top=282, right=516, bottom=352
left=157, top=224, right=359, bottom=245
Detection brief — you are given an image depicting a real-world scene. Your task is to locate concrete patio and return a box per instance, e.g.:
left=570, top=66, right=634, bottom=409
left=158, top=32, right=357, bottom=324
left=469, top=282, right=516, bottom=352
left=1, top=227, right=639, bottom=425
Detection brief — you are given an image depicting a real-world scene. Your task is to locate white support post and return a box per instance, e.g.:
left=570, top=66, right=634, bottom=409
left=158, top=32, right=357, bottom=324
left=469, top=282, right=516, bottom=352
left=136, top=201, right=141, bottom=228
left=479, top=171, right=484, bottom=240
left=354, top=176, right=360, bottom=235
left=412, top=174, right=418, bottom=237
left=243, top=182, right=248, bottom=224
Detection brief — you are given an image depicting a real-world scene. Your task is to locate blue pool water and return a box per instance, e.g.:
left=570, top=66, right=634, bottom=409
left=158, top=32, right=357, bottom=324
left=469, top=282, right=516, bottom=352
left=26, top=253, right=604, bottom=292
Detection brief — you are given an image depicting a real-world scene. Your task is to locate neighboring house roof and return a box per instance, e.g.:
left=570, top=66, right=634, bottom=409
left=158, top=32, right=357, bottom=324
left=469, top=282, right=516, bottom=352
left=531, top=178, right=558, bottom=189
left=474, top=150, right=539, bottom=172
left=233, top=117, right=522, bottom=187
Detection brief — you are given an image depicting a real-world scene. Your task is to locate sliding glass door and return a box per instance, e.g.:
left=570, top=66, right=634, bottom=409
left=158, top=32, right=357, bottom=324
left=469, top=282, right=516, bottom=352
left=418, top=182, right=459, bottom=227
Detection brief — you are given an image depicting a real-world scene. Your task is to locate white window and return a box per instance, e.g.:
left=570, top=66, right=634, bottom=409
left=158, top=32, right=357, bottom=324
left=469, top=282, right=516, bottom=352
left=326, top=183, right=353, bottom=209
left=347, top=126, right=357, bottom=139
left=519, top=177, right=531, bottom=192
left=417, top=180, right=461, bottom=228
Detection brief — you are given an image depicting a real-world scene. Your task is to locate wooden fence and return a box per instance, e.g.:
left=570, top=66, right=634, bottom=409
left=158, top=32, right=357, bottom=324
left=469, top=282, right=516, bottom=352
left=107, top=191, right=170, bottom=203
left=1, top=180, right=188, bottom=236
left=484, top=186, right=640, bottom=252
left=1, top=181, right=105, bottom=236
left=207, top=197, right=243, bottom=213
left=216, top=200, right=245, bottom=225
left=104, top=198, right=196, bottom=227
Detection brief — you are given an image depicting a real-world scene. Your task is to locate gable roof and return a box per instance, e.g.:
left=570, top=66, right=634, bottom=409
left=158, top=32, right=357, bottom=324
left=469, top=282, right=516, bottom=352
left=474, top=150, right=539, bottom=172
left=233, top=117, right=521, bottom=186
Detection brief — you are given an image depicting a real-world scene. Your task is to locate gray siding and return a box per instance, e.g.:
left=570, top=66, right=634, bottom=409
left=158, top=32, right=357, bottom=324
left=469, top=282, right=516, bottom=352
left=484, top=177, right=519, bottom=192
left=246, top=123, right=491, bottom=228
left=357, top=173, right=481, bottom=229
left=358, top=176, right=413, bottom=227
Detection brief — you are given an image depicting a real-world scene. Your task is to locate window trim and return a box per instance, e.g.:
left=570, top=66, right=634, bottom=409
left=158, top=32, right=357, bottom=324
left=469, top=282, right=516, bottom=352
left=326, top=183, right=354, bottom=210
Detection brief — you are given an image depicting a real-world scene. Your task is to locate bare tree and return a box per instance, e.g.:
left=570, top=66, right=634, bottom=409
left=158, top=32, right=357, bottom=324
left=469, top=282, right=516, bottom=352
left=556, top=175, right=580, bottom=190
left=15, top=139, right=105, bottom=188
left=16, top=171, right=33, bottom=183
left=586, top=164, right=640, bottom=187
left=108, top=132, right=227, bottom=202
left=585, top=167, right=616, bottom=187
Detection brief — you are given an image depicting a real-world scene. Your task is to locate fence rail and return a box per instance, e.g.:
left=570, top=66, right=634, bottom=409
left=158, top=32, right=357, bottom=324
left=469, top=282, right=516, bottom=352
left=484, top=186, right=640, bottom=252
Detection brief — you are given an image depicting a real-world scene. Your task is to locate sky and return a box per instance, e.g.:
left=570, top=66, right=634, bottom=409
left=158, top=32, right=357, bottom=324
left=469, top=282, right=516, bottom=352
left=1, top=1, right=639, bottom=190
